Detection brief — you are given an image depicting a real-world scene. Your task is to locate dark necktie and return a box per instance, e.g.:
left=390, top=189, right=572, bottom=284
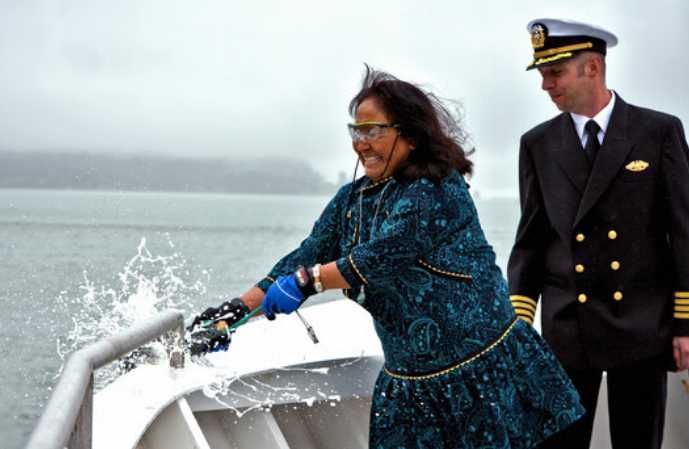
left=584, top=119, right=601, bottom=163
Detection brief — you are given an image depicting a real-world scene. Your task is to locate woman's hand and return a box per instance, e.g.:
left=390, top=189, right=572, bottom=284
left=188, top=297, right=249, bottom=331
left=261, top=274, right=306, bottom=320
left=187, top=297, right=251, bottom=355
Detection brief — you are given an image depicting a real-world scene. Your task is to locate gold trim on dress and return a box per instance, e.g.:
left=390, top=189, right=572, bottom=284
left=350, top=223, right=359, bottom=247
left=347, top=254, right=369, bottom=285
left=416, top=259, right=472, bottom=282
left=384, top=317, right=519, bottom=381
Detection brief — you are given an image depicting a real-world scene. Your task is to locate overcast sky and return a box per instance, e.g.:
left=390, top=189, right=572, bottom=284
left=1, top=0, right=687, bottom=193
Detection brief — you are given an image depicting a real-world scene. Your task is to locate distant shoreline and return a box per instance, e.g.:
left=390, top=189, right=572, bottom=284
left=0, top=151, right=336, bottom=195
left=0, top=186, right=335, bottom=196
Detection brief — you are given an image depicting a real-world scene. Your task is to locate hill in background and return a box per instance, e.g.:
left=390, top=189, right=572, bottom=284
left=0, top=152, right=335, bottom=195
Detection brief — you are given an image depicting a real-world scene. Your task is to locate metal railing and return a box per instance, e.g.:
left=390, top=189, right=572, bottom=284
left=25, top=310, right=186, bottom=449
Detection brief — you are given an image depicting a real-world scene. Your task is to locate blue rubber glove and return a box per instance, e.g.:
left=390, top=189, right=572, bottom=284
left=261, top=274, right=306, bottom=320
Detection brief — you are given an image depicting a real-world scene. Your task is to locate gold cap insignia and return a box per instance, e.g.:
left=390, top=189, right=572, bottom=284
left=531, top=24, right=546, bottom=49
left=625, top=160, right=649, bottom=172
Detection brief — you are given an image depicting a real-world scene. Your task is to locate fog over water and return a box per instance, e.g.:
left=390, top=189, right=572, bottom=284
left=2, top=3, right=689, bottom=447
left=1, top=0, right=688, bottom=194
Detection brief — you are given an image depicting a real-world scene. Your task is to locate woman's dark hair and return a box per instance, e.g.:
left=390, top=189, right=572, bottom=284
left=349, top=65, right=473, bottom=182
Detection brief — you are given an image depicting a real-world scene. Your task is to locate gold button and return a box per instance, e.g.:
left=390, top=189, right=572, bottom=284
left=575, top=264, right=585, bottom=273
left=613, top=291, right=623, bottom=301
left=608, top=230, right=618, bottom=240
left=576, top=233, right=585, bottom=242
left=611, top=261, right=620, bottom=270
left=578, top=294, right=588, bottom=303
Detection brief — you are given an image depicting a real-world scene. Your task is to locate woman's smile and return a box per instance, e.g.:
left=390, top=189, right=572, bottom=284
left=361, top=153, right=384, bottom=168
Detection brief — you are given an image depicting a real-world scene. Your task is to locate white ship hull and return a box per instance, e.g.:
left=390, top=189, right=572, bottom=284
left=93, top=301, right=689, bottom=449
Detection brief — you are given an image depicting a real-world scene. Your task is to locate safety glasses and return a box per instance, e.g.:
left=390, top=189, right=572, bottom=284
left=347, top=121, right=399, bottom=143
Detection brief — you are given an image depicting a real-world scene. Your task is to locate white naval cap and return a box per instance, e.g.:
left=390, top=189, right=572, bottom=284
left=525, top=18, right=618, bottom=70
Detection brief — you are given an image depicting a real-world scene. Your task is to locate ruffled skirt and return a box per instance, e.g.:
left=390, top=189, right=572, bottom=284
left=369, top=319, right=585, bottom=449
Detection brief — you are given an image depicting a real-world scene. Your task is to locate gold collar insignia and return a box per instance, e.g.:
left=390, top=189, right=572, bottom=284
left=625, top=160, right=649, bottom=172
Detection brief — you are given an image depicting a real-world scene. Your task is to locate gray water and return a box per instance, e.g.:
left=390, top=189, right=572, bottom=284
left=0, top=188, right=520, bottom=449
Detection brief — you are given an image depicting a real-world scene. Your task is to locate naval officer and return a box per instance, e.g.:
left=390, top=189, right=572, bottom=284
left=507, top=18, right=689, bottom=449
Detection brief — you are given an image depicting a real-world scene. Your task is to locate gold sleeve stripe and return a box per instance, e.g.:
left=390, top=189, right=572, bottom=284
left=514, top=308, right=536, bottom=320
left=510, top=295, right=537, bottom=307
left=675, top=298, right=689, bottom=304
left=347, top=254, right=369, bottom=286
left=511, top=300, right=536, bottom=313
left=674, top=312, right=689, bottom=319
left=675, top=305, right=689, bottom=312
left=517, top=315, right=534, bottom=325
left=674, top=292, right=689, bottom=298
left=266, top=276, right=276, bottom=283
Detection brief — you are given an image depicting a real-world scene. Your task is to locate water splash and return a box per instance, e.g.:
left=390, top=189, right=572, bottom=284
left=56, top=235, right=209, bottom=388
left=198, top=364, right=347, bottom=418
left=55, top=235, right=362, bottom=417
left=189, top=325, right=369, bottom=416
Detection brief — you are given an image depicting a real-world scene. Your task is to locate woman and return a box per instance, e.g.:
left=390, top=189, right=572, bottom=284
left=193, top=67, right=584, bottom=448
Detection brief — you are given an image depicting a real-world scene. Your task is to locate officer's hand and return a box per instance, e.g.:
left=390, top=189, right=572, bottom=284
left=672, top=336, right=689, bottom=371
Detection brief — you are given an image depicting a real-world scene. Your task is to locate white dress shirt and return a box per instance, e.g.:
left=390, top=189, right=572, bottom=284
left=570, top=90, right=616, bottom=148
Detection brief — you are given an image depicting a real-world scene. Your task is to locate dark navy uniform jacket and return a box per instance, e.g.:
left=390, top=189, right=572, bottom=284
left=508, top=94, right=689, bottom=369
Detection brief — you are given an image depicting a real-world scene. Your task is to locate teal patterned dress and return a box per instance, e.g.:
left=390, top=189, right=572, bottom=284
left=257, top=171, right=584, bottom=448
